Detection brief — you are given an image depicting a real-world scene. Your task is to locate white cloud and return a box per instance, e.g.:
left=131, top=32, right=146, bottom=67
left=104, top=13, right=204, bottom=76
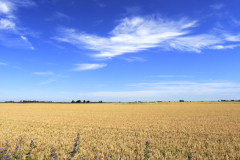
left=13, top=0, right=36, bottom=8
left=40, top=78, right=56, bottom=85
left=46, top=62, right=57, bottom=65
left=0, top=0, right=36, bottom=15
left=12, top=66, right=21, bottom=70
left=231, top=18, right=240, bottom=26
left=20, top=36, right=34, bottom=50
left=45, top=41, right=66, bottom=49
left=167, top=34, right=223, bottom=53
left=93, top=0, right=106, bottom=7
left=81, top=91, right=160, bottom=98
left=225, top=34, right=240, bottom=42
left=32, top=71, right=53, bottom=75
left=0, top=0, right=36, bottom=49
left=209, top=44, right=240, bottom=50
left=0, top=33, right=34, bottom=49
left=0, top=62, right=7, bottom=65
left=73, top=63, right=107, bottom=71
left=153, top=75, right=193, bottom=78
left=83, top=81, right=240, bottom=98
left=0, top=1, right=10, bottom=14
left=54, top=17, right=198, bottom=58
left=54, top=16, right=240, bottom=58
left=124, top=57, right=146, bottom=62
left=0, top=19, right=15, bottom=29
left=125, top=6, right=142, bottom=15
left=46, top=12, right=70, bottom=21
left=210, top=4, right=224, bottom=10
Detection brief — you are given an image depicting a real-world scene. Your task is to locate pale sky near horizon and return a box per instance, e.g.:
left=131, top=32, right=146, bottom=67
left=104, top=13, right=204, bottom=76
left=0, top=0, right=240, bottom=102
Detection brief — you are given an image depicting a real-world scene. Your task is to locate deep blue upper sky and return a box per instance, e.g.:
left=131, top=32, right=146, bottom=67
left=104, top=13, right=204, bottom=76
left=0, top=0, right=240, bottom=102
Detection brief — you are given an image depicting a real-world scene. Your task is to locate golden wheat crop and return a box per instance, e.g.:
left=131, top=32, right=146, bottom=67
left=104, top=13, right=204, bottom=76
left=0, top=102, right=240, bottom=159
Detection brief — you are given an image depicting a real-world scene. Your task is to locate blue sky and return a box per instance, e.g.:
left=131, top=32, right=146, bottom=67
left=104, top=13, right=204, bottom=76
left=1, top=0, right=240, bottom=102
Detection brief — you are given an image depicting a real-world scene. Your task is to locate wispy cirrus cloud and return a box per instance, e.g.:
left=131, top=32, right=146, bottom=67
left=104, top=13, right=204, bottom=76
left=0, top=18, right=15, bottom=29
left=128, top=81, right=238, bottom=89
left=54, top=16, right=198, bottom=58
left=210, top=4, right=224, bottom=10
left=32, top=71, right=68, bottom=78
left=45, top=12, right=70, bottom=22
left=40, top=78, right=56, bottom=85
left=80, top=91, right=160, bottom=98
left=32, top=71, right=68, bottom=85
left=166, top=34, right=223, bottom=53
left=13, top=0, right=37, bottom=8
left=32, top=71, right=53, bottom=75
left=125, top=6, right=142, bottom=15
left=123, top=57, right=146, bottom=62
left=209, top=44, right=240, bottom=50
left=83, top=81, right=240, bottom=98
left=54, top=15, right=240, bottom=58
left=0, top=62, right=7, bottom=65
left=72, top=63, right=107, bottom=71
left=0, top=1, right=9, bottom=14
left=93, top=0, right=106, bottom=8
left=0, top=0, right=36, bottom=49
left=231, top=18, right=240, bottom=26
left=0, top=62, right=24, bottom=70
left=153, top=75, right=193, bottom=78
left=224, top=34, right=240, bottom=41
left=21, top=36, right=34, bottom=50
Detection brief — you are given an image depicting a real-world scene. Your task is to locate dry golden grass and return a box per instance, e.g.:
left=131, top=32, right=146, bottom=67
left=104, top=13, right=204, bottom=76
left=0, top=102, right=240, bottom=159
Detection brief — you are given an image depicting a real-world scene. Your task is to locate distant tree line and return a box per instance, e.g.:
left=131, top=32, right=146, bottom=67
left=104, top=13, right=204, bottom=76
left=20, top=100, right=53, bottom=103
left=4, top=100, right=53, bottom=103
left=71, top=100, right=103, bottom=103
left=221, top=99, right=240, bottom=102
left=2, top=99, right=240, bottom=103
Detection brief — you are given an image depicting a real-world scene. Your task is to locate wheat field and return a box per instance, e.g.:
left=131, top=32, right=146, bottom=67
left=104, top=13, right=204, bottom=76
left=0, top=102, right=240, bottom=159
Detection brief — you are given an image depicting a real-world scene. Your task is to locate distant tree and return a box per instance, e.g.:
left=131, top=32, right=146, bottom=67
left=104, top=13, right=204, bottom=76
left=20, top=100, right=22, bottom=103
left=76, top=100, right=81, bottom=103
left=83, top=100, right=85, bottom=103
left=71, top=100, right=75, bottom=103
left=86, top=100, right=90, bottom=103
left=99, top=100, right=102, bottom=103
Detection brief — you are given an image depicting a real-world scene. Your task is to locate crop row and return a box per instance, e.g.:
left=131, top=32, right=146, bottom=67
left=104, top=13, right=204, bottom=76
left=0, top=132, right=157, bottom=160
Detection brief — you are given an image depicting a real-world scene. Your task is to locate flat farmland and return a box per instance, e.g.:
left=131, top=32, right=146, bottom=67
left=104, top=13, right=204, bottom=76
left=0, top=102, right=240, bottom=159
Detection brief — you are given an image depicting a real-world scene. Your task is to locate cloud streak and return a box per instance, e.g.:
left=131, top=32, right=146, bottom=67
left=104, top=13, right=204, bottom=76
left=40, top=78, right=56, bottom=85
left=54, top=16, right=240, bottom=58
left=0, top=19, right=15, bottom=29
left=21, top=36, right=34, bottom=50
left=124, top=57, right=146, bottom=62
left=83, top=81, right=240, bottom=98
left=32, top=71, right=53, bottom=75
left=72, top=63, right=107, bottom=71
left=209, top=44, right=240, bottom=50
left=0, top=0, right=36, bottom=49
left=210, top=4, right=224, bottom=10
left=0, top=62, right=7, bottom=65
left=45, top=12, right=70, bottom=22
left=153, top=75, right=193, bottom=78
